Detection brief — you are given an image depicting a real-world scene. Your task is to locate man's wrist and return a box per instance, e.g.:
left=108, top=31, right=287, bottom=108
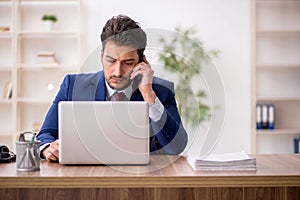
left=141, top=90, right=156, bottom=104
left=149, top=97, right=164, bottom=122
left=39, top=143, right=50, bottom=159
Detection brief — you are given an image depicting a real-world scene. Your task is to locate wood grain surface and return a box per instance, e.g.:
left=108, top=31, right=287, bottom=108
left=0, top=155, right=300, bottom=200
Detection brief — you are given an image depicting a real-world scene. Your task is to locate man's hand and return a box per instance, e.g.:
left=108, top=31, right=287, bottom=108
left=42, top=140, right=59, bottom=162
left=130, top=55, right=156, bottom=103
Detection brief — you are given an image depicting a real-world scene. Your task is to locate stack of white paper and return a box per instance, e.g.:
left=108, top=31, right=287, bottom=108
left=187, top=151, right=256, bottom=171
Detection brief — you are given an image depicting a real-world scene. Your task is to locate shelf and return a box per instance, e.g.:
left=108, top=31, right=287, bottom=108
left=0, top=66, right=12, bottom=71
left=19, top=0, right=79, bottom=4
left=1, top=0, right=81, bottom=153
left=256, top=129, right=300, bottom=135
left=256, top=1, right=300, bottom=31
left=17, top=98, right=53, bottom=103
left=257, top=0, right=300, bottom=3
left=0, top=132, right=12, bottom=137
left=256, top=69, right=300, bottom=98
left=257, top=30, right=300, bottom=35
left=257, top=64, right=300, bottom=69
left=256, top=34, right=300, bottom=67
left=253, top=0, right=300, bottom=154
left=0, top=1, right=12, bottom=4
left=18, top=31, right=78, bottom=37
left=256, top=97, right=300, bottom=102
left=0, top=32, right=12, bottom=38
left=18, top=64, right=78, bottom=71
left=0, top=100, right=13, bottom=104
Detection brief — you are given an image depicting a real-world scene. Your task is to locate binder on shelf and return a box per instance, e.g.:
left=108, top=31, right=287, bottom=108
left=294, top=138, right=300, bottom=154
left=267, top=104, right=275, bottom=130
left=2, top=81, right=12, bottom=100
left=256, top=104, right=263, bottom=129
left=256, top=103, right=276, bottom=130
left=261, top=104, right=268, bottom=129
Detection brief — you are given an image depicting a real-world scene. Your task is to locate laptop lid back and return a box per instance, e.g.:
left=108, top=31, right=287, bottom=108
left=58, top=101, right=149, bottom=165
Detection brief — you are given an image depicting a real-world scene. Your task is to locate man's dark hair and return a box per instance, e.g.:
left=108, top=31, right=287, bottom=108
left=101, top=15, right=147, bottom=61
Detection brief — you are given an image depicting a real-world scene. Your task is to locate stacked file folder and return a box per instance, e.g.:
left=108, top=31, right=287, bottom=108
left=187, top=151, right=257, bottom=171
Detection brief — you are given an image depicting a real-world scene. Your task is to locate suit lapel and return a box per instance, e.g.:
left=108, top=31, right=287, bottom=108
left=130, top=90, right=144, bottom=101
left=93, top=71, right=106, bottom=101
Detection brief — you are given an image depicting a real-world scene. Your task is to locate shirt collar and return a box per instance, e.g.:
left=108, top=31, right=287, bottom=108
left=105, top=80, right=133, bottom=100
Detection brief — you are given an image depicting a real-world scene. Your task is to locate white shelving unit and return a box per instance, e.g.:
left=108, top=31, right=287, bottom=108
left=0, top=0, right=81, bottom=150
left=252, top=0, right=300, bottom=154
left=0, top=0, right=14, bottom=148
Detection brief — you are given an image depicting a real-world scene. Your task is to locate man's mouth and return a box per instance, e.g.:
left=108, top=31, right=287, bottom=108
left=108, top=75, right=131, bottom=90
left=110, top=76, right=125, bottom=84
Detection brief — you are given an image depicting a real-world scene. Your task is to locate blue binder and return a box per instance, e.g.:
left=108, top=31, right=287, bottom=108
left=294, top=138, right=300, bottom=154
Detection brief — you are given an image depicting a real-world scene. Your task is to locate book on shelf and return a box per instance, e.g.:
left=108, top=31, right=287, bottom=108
left=0, top=26, right=10, bottom=32
left=36, top=50, right=58, bottom=65
left=187, top=151, right=257, bottom=171
left=2, top=81, right=12, bottom=100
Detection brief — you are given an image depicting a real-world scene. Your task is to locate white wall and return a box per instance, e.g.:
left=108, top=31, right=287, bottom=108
left=81, top=0, right=252, bottom=154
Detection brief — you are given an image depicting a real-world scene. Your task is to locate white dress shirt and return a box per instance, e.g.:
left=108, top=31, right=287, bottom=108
left=105, top=80, right=164, bottom=122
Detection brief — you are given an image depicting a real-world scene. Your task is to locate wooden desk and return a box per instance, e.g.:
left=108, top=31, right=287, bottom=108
left=0, top=154, right=300, bottom=200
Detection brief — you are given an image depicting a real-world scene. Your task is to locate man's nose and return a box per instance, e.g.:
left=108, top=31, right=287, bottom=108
left=114, top=62, right=123, bottom=77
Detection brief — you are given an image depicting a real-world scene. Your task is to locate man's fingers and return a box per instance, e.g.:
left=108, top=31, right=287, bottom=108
left=49, top=143, right=59, bottom=158
left=130, top=66, right=144, bottom=79
left=46, top=152, right=58, bottom=162
left=48, top=139, right=59, bottom=158
left=50, top=146, right=59, bottom=158
left=42, top=140, right=60, bottom=162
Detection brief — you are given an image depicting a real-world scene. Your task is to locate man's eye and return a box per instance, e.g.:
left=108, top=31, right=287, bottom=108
left=107, top=59, right=115, bottom=63
left=125, top=62, right=134, bottom=65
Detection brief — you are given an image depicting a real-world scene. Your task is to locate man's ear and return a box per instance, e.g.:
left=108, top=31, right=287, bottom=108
left=100, top=49, right=103, bottom=61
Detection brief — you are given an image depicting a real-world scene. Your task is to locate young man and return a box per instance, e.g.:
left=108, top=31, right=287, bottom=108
left=37, top=15, right=188, bottom=161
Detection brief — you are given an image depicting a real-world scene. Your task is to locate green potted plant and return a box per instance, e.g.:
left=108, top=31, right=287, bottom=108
left=41, top=14, right=58, bottom=31
left=158, top=26, right=219, bottom=128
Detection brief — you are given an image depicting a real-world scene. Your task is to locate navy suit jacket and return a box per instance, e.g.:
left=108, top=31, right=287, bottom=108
left=37, top=71, right=188, bottom=154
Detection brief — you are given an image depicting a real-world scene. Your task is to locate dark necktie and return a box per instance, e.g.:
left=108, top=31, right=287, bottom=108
left=113, top=92, right=127, bottom=101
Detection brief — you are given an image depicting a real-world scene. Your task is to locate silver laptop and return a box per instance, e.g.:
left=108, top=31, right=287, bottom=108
left=58, top=101, right=149, bottom=165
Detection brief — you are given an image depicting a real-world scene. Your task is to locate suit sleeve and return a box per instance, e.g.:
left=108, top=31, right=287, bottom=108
left=36, top=75, right=72, bottom=146
left=150, top=82, right=188, bottom=155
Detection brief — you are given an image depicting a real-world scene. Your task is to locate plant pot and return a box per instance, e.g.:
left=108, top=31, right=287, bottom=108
left=43, top=20, right=54, bottom=31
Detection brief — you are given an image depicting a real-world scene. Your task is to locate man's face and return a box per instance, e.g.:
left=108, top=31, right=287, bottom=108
left=101, top=41, right=139, bottom=90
